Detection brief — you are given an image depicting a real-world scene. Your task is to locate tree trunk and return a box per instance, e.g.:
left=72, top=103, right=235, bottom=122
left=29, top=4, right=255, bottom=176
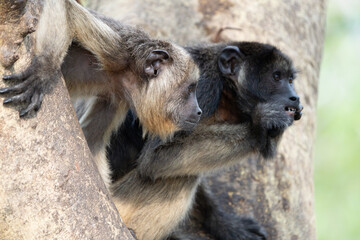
left=0, top=1, right=133, bottom=239
left=89, top=0, right=326, bottom=239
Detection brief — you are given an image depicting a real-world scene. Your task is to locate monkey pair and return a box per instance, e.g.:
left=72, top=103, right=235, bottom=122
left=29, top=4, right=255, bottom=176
left=0, top=1, right=303, bottom=240
left=107, top=43, right=303, bottom=239
left=0, top=0, right=202, bottom=189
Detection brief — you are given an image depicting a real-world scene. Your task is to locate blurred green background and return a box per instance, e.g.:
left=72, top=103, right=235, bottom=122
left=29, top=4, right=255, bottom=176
left=315, top=0, right=360, bottom=239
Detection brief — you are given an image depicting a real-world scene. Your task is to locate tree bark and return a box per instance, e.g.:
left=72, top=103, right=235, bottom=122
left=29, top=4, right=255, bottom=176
left=88, top=0, right=326, bottom=239
left=0, top=1, right=133, bottom=239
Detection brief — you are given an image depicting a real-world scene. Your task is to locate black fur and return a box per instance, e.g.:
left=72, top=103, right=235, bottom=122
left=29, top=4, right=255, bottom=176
left=108, top=42, right=302, bottom=239
left=183, top=183, right=266, bottom=240
left=107, top=111, right=145, bottom=181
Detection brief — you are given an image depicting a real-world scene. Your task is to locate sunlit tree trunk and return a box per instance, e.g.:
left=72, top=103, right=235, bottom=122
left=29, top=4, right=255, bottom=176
left=0, top=1, right=133, bottom=239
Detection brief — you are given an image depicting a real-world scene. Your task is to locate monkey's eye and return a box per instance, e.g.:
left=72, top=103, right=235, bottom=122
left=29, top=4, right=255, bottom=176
left=273, top=71, right=281, bottom=81
left=188, top=83, right=196, bottom=94
left=289, top=75, right=294, bottom=83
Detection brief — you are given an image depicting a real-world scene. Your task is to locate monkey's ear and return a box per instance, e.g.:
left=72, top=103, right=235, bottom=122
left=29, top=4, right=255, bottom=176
left=218, top=46, right=244, bottom=80
left=144, top=49, right=170, bottom=78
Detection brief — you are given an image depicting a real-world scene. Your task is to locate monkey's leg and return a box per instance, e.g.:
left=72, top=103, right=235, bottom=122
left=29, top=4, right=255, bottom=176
left=186, top=183, right=267, bottom=240
left=111, top=170, right=200, bottom=240
left=74, top=97, right=128, bottom=188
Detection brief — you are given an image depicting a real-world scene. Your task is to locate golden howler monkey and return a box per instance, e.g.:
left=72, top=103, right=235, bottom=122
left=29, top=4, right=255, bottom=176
left=107, top=42, right=303, bottom=240
left=0, top=0, right=201, bottom=188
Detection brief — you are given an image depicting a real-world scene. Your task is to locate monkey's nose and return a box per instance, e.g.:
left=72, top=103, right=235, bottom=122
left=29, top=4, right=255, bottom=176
left=289, top=96, right=299, bottom=102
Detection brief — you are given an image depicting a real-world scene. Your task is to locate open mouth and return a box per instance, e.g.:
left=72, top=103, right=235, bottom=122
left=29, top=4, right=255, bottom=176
left=285, top=106, right=297, bottom=116
left=285, top=105, right=303, bottom=120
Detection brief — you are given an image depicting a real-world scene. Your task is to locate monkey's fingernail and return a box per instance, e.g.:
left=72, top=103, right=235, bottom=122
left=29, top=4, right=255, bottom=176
left=0, top=88, right=9, bottom=94
left=3, top=75, right=12, bottom=80
left=3, top=98, right=12, bottom=104
left=19, top=110, right=27, bottom=117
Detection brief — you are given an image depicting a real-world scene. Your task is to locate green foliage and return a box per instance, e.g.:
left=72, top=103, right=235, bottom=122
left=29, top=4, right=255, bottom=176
left=315, top=0, right=360, bottom=239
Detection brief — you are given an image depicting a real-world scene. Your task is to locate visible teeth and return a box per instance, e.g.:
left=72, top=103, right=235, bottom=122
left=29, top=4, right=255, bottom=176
left=286, top=107, right=296, bottom=112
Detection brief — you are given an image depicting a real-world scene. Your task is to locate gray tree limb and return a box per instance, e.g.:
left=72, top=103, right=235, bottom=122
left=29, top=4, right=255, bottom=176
left=0, top=1, right=134, bottom=239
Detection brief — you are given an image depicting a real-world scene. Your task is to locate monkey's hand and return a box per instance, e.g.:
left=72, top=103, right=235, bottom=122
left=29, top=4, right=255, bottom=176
left=227, top=216, right=267, bottom=240
left=137, top=135, right=179, bottom=181
left=208, top=216, right=267, bottom=240
left=172, top=217, right=267, bottom=240
left=0, top=58, right=60, bottom=117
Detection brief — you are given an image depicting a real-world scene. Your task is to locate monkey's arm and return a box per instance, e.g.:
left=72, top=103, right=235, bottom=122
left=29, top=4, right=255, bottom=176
left=0, top=0, right=125, bottom=116
left=137, top=102, right=290, bottom=180
left=137, top=124, right=263, bottom=179
left=65, top=1, right=127, bottom=71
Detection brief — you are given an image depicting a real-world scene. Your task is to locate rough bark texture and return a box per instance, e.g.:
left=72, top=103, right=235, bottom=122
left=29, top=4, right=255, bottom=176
left=88, top=0, right=326, bottom=239
left=0, top=1, right=134, bottom=239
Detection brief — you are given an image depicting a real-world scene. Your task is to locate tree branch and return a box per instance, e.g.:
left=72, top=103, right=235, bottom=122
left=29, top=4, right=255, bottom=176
left=0, top=1, right=134, bottom=239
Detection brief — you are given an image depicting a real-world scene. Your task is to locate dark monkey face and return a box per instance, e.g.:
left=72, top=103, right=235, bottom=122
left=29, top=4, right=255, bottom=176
left=250, top=47, right=303, bottom=122
left=264, top=68, right=303, bottom=121
left=251, top=50, right=303, bottom=120
left=164, top=63, right=202, bottom=132
left=218, top=44, right=303, bottom=130
left=171, top=81, right=202, bottom=131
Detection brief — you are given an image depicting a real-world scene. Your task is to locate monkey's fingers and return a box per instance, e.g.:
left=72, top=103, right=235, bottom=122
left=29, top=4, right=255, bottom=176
left=0, top=76, right=34, bottom=95
left=3, top=67, right=33, bottom=82
left=19, top=91, right=44, bottom=117
left=242, top=219, right=267, bottom=240
left=3, top=88, right=34, bottom=105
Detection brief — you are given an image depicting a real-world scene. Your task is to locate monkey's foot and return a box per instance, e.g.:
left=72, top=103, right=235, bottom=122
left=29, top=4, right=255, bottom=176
left=0, top=59, right=50, bottom=117
left=208, top=215, right=267, bottom=240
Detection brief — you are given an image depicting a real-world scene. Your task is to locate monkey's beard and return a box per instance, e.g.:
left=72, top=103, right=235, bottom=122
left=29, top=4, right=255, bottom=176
left=131, top=92, right=178, bottom=140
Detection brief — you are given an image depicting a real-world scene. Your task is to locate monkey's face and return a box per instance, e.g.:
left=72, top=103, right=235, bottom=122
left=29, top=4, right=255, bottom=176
left=251, top=50, right=303, bottom=123
left=125, top=45, right=201, bottom=139
left=165, top=76, right=202, bottom=132
left=218, top=44, right=302, bottom=130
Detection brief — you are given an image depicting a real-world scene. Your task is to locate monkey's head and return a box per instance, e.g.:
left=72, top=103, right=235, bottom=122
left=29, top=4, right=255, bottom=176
left=123, top=42, right=202, bottom=139
left=217, top=42, right=303, bottom=132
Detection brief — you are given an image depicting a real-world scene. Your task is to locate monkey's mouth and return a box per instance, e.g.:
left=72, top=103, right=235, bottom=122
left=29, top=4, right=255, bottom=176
left=285, top=106, right=303, bottom=120
left=178, top=120, right=199, bottom=131
left=285, top=106, right=296, bottom=115
left=184, top=120, right=198, bottom=127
